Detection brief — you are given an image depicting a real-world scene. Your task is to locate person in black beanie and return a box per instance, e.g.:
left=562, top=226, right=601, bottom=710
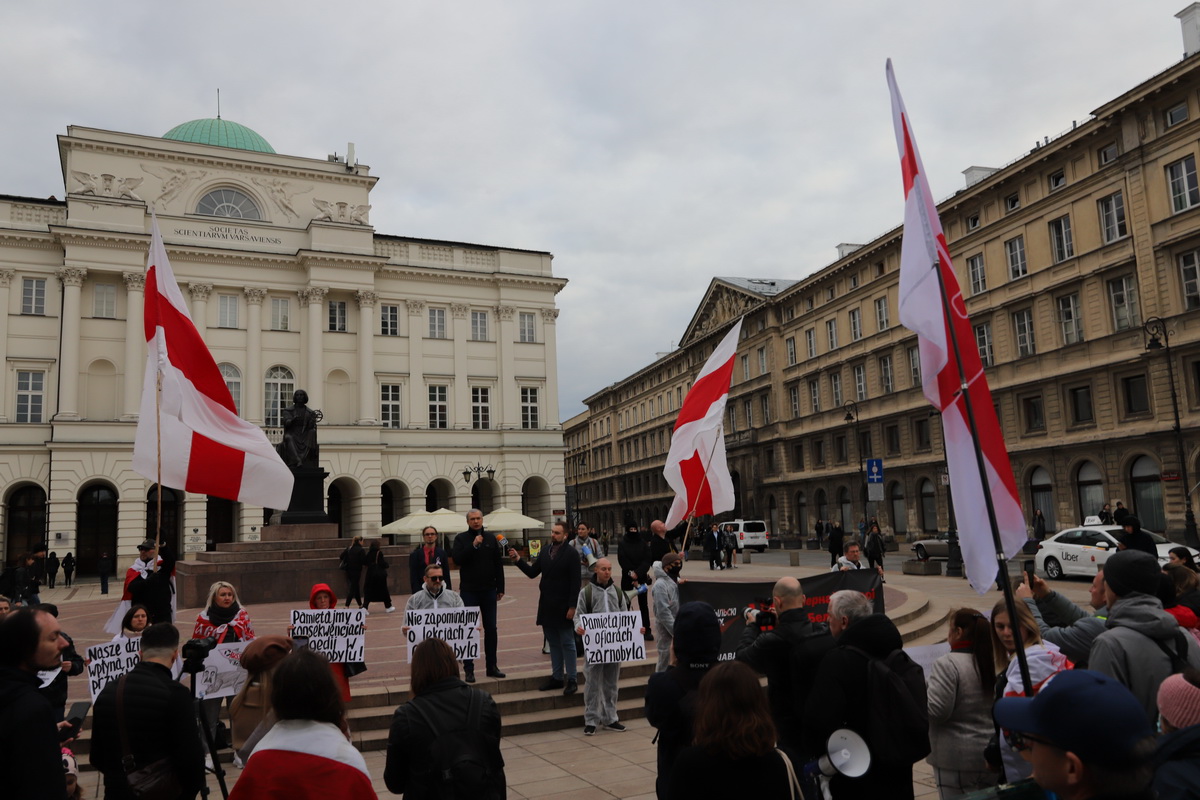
left=1118, top=516, right=1157, bottom=558
left=645, top=601, right=721, bottom=800
left=618, top=524, right=652, bottom=639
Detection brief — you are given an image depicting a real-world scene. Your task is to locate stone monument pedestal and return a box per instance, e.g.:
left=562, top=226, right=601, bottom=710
left=276, top=466, right=329, bottom=525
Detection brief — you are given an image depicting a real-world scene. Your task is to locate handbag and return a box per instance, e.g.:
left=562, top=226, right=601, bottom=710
left=116, top=674, right=183, bottom=800
left=775, top=748, right=806, bottom=800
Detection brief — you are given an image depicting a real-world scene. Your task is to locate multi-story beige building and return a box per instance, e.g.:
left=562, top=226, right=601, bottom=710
left=0, top=120, right=565, bottom=576
left=572, top=42, right=1200, bottom=544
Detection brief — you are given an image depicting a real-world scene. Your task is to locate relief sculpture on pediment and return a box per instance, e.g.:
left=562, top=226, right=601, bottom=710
left=70, top=171, right=143, bottom=201
left=252, top=177, right=311, bottom=221
left=141, top=164, right=208, bottom=209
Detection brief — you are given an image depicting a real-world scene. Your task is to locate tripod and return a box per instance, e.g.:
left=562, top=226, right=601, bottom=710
left=184, top=658, right=231, bottom=800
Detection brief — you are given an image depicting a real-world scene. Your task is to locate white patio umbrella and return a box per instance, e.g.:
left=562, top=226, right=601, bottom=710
left=379, top=507, right=464, bottom=536
left=483, top=507, right=545, bottom=531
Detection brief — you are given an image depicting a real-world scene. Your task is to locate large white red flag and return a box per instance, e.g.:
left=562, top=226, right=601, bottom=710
left=132, top=215, right=294, bottom=510
left=887, top=61, right=1026, bottom=593
left=664, top=319, right=742, bottom=529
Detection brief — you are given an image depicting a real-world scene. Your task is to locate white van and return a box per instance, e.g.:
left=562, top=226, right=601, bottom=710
left=725, top=519, right=770, bottom=552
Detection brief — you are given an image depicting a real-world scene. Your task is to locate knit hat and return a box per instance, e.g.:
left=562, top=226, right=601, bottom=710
left=241, top=635, right=294, bottom=674
left=1103, top=549, right=1161, bottom=597
left=61, top=747, right=78, bottom=776
left=662, top=553, right=683, bottom=571
left=672, top=601, right=721, bottom=666
left=1159, top=672, right=1200, bottom=730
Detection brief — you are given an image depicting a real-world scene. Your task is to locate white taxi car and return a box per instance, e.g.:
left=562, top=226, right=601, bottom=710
left=1035, top=516, right=1199, bottom=579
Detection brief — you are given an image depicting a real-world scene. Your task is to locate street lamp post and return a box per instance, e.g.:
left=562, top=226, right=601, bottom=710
left=843, top=401, right=865, bottom=534
left=1143, top=316, right=1200, bottom=549
left=573, top=453, right=588, bottom=527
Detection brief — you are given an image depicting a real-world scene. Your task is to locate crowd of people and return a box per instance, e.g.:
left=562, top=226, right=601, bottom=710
left=7, top=511, right=1200, bottom=799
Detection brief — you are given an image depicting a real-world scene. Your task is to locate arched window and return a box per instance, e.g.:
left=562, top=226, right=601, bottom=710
left=920, top=479, right=937, bottom=532
left=78, top=484, right=118, bottom=576
left=1076, top=461, right=1104, bottom=523
left=5, top=484, right=46, bottom=566
left=219, top=363, right=242, bottom=416
left=197, top=188, right=261, bottom=220
left=1131, top=456, right=1166, bottom=532
left=890, top=482, right=907, bottom=534
left=264, top=366, right=295, bottom=427
left=1030, top=467, right=1056, bottom=531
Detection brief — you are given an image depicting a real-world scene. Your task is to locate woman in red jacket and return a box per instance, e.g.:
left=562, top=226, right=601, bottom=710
left=307, top=582, right=366, bottom=702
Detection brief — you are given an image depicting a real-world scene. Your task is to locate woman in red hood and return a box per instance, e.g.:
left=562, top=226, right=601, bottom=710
left=308, top=583, right=367, bottom=702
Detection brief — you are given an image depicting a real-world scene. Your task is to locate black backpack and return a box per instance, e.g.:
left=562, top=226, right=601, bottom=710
left=410, top=689, right=503, bottom=800
left=846, top=645, right=931, bottom=766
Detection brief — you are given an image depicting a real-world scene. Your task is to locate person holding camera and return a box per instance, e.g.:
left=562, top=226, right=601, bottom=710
left=90, top=623, right=206, bottom=800
left=735, top=576, right=835, bottom=755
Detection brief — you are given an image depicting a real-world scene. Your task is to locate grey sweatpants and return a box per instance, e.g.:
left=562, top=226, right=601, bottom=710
left=655, top=630, right=673, bottom=672
left=583, top=660, right=621, bottom=727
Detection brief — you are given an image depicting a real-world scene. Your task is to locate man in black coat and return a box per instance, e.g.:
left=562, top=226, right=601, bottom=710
left=509, top=521, right=581, bottom=694
left=827, top=520, right=845, bottom=567
left=408, top=529, right=451, bottom=596
left=91, top=623, right=205, bottom=800
left=127, top=540, right=177, bottom=624
left=342, top=535, right=368, bottom=607
left=736, top=576, right=835, bottom=755
left=0, top=607, right=71, bottom=800
left=1118, top=515, right=1158, bottom=557
left=617, top=525, right=652, bottom=638
left=702, top=524, right=723, bottom=570
left=451, top=508, right=506, bottom=681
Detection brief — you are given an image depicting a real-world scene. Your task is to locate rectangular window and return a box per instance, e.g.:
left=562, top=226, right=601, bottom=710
left=875, top=297, right=889, bottom=331
left=727, top=407, right=736, bottom=433
left=1005, top=236, right=1027, bottom=280
left=1049, top=215, right=1074, bottom=263
left=521, top=387, right=540, bottom=429
left=975, top=322, right=994, bottom=367
left=470, top=310, right=489, bottom=341
left=968, top=254, right=986, bottom=294
left=765, top=448, right=775, bottom=474
left=743, top=399, right=753, bottom=428
left=428, top=385, right=448, bottom=429
left=271, top=297, right=291, bottom=331
left=853, top=364, right=866, bottom=402
left=1166, top=102, right=1189, bottom=128
left=792, top=443, right=804, bottom=470
left=908, top=345, right=921, bottom=386
left=1099, top=143, right=1118, bottom=165
left=21, top=278, right=45, bottom=315
left=322, top=300, right=344, bottom=332
left=428, top=307, right=447, bottom=339
left=217, top=294, right=239, bottom=329
left=1122, top=374, right=1150, bottom=415
left=789, top=385, right=800, bottom=418
left=813, top=439, right=826, bottom=466
left=1013, top=309, right=1036, bottom=357
left=785, top=337, right=797, bottom=366
left=15, top=370, right=43, bottom=423
left=858, top=430, right=873, bottom=459
left=1005, top=193, right=1020, bottom=212
left=849, top=308, right=863, bottom=341
left=742, top=354, right=750, bottom=381
left=380, top=304, right=398, bottom=336
left=966, top=213, right=980, bottom=231
left=1181, top=249, right=1200, bottom=310
left=805, top=329, right=816, bottom=358
left=380, top=384, right=402, bottom=429
left=518, top=312, right=536, bottom=343
left=1108, top=275, right=1140, bottom=331
left=757, top=347, right=767, bottom=375
left=830, top=372, right=843, bottom=407
left=1058, top=294, right=1084, bottom=345
left=1167, top=155, right=1200, bottom=213
left=1098, top=192, right=1127, bottom=243
left=1022, top=396, right=1045, bottom=432
left=913, top=417, right=930, bottom=450
left=93, top=284, right=116, bottom=318
left=885, top=424, right=900, bottom=455
left=879, top=354, right=894, bottom=393
left=834, top=435, right=848, bottom=463
left=850, top=273, right=860, bottom=289
left=471, top=386, right=491, bottom=430
left=809, top=379, right=821, bottom=413
left=826, top=319, right=838, bottom=350
left=760, top=394, right=770, bottom=424
left=1049, top=170, right=1066, bottom=191
left=1068, top=385, right=1094, bottom=425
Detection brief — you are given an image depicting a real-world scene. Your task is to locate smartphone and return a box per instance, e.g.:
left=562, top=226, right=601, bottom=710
left=1023, top=560, right=1036, bottom=581
left=60, top=700, right=91, bottom=741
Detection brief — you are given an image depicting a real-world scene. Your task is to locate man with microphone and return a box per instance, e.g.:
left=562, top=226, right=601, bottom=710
left=452, top=508, right=506, bottom=683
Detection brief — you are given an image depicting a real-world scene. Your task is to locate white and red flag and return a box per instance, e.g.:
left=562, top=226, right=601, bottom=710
left=132, top=215, right=294, bottom=510
left=664, top=319, right=742, bottom=529
left=887, top=61, right=1026, bottom=593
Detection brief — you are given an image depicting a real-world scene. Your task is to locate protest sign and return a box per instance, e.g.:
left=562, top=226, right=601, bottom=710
left=86, top=639, right=143, bottom=700
left=579, top=610, right=645, bottom=664
left=404, top=606, right=481, bottom=661
left=290, top=608, right=366, bottom=663
left=195, top=641, right=249, bottom=699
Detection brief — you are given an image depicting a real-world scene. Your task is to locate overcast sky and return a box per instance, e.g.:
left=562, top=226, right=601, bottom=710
left=0, top=2, right=1193, bottom=420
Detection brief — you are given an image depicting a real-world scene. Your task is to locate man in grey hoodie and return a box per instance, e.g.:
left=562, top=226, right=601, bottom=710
left=1089, top=549, right=1200, bottom=724
left=1017, top=569, right=1108, bottom=667
left=650, top=553, right=682, bottom=672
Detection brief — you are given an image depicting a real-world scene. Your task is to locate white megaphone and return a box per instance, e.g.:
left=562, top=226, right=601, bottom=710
left=803, top=729, right=871, bottom=780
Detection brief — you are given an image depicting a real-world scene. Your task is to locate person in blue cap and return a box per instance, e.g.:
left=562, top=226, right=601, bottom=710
left=993, top=669, right=1155, bottom=800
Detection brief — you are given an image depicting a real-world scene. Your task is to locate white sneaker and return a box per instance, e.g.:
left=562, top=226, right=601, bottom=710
left=386, top=606, right=397, bottom=614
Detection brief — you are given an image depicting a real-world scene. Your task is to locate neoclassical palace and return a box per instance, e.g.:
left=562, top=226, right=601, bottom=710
left=569, top=43, right=1200, bottom=542
left=0, top=120, right=565, bottom=575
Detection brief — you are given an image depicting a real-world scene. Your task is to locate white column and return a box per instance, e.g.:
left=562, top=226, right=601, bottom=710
left=541, top=307, right=561, bottom=426
left=496, top=305, right=517, bottom=427
left=356, top=290, right=378, bottom=424
left=55, top=267, right=87, bottom=420
left=301, top=286, right=328, bottom=410
left=451, top=303, right=470, bottom=426
left=244, top=288, right=266, bottom=423
left=188, top=283, right=212, bottom=341
left=407, top=300, right=427, bottom=427
left=0, top=270, right=13, bottom=422
left=122, top=272, right=145, bottom=419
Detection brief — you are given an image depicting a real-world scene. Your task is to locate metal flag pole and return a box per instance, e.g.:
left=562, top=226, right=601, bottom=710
left=932, top=260, right=1033, bottom=695
left=153, top=370, right=163, bottom=573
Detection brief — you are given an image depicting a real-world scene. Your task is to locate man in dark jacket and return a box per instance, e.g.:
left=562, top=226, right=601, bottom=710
left=510, top=521, right=581, bottom=694
left=645, top=601, right=721, bottom=800
left=343, top=535, right=368, bottom=607
left=408, top=529, right=450, bottom=596
left=451, top=509, right=506, bottom=681
left=127, top=540, right=177, bottom=624
left=805, top=593, right=919, bottom=800
left=91, top=623, right=205, bottom=800
left=617, top=525, right=652, bottom=637
left=95, top=551, right=111, bottom=593
left=1118, top=515, right=1157, bottom=557
left=736, top=576, right=835, bottom=754
left=827, top=520, right=845, bottom=568
left=0, top=607, right=71, bottom=800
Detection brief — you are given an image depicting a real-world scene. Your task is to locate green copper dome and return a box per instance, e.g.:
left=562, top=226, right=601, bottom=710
left=162, top=118, right=275, bottom=153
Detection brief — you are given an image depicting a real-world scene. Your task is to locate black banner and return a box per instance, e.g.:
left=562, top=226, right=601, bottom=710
left=678, top=570, right=884, bottom=662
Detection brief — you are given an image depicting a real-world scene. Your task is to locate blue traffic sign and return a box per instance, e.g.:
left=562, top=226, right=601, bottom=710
left=866, top=459, right=884, bottom=483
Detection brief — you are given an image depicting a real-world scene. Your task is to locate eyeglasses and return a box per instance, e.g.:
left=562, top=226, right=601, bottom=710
left=1004, top=730, right=1057, bottom=752
left=428, top=576, right=444, bottom=582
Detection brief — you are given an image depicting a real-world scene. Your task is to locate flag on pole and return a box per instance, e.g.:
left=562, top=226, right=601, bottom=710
left=886, top=61, right=1026, bottom=593
left=664, top=319, right=743, bottom=529
left=132, top=214, right=295, bottom=510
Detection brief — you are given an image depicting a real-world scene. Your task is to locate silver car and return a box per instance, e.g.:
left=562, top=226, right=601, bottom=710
left=910, top=532, right=951, bottom=560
